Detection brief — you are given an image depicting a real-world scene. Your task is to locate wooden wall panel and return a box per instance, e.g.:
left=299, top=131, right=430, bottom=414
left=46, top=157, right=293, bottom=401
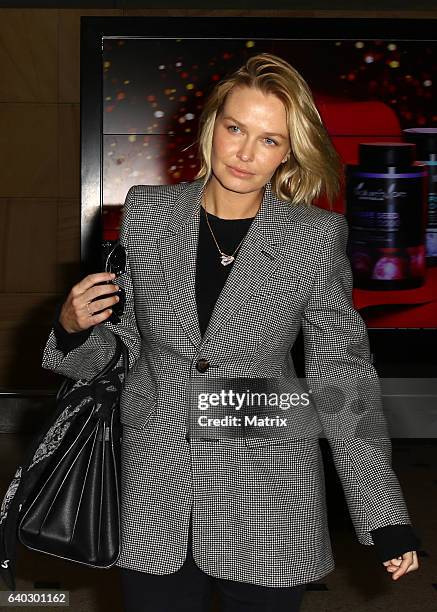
left=0, top=104, right=58, bottom=198
left=0, top=9, right=57, bottom=103
left=57, top=198, right=81, bottom=293
left=3, top=197, right=57, bottom=293
left=58, top=103, right=80, bottom=198
left=0, top=293, right=62, bottom=389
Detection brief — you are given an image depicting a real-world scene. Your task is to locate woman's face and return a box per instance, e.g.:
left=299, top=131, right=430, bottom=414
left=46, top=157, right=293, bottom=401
left=210, top=85, right=291, bottom=196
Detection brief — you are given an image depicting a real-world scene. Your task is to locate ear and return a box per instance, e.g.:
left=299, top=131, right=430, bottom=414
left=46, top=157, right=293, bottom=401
left=282, top=149, right=291, bottom=164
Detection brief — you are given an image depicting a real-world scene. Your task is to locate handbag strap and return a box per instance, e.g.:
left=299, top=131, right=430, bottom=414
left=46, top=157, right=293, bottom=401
left=56, top=333, right=130, bottom=403
left=112, top=334, right=130, bottom=385
left=89, top=333, right=124, bottom=382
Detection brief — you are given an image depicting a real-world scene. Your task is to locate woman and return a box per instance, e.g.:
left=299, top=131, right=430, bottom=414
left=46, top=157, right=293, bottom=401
left=42, top=53, right=420, bottom=612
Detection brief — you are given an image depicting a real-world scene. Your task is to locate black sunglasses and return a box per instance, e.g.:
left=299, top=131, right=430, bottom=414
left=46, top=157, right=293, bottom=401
left=105, top=241, right=126, bottom=324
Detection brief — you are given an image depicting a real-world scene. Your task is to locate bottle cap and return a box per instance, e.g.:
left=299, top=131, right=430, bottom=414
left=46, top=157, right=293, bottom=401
left=403, top=128, right=437, bottom=159
left=359, top=142, right=416, bottom=168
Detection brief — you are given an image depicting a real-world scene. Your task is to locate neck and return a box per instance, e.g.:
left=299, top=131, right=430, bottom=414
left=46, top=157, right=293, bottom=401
left=202, top=177, right=264, bottom=220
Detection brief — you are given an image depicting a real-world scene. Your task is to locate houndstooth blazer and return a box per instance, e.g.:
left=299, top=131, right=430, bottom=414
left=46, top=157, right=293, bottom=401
left=41, top=177, right=413, bottom=588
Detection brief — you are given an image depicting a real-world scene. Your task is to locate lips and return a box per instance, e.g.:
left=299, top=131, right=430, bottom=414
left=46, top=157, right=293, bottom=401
left=228, top=165, right=254, bottom=176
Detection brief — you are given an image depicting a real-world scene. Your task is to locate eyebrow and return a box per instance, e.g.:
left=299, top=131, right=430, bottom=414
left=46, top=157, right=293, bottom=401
left=222, top=115, right=288, bottom=140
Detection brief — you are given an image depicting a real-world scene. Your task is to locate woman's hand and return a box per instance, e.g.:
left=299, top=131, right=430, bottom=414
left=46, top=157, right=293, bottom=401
left=58, top=272, right=120, bottom=333
left=383, top=551, right=419, bottom=580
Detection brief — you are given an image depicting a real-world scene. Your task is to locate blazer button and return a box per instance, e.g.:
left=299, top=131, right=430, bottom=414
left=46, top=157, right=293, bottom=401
left=195, top=358, right=210, bottom=373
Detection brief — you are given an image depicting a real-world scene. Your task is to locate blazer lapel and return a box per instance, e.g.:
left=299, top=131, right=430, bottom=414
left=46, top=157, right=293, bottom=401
left=157, top=177, right=295, bottom=348
left=157, top=180, right=205, bottom=348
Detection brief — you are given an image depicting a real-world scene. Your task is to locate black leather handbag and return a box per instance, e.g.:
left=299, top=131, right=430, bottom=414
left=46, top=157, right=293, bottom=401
left=0, top=333, right=128, bottom=591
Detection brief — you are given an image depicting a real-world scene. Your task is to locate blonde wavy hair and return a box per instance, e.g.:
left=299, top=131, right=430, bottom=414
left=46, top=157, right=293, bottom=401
left=193, top=52, right=343, bottom=207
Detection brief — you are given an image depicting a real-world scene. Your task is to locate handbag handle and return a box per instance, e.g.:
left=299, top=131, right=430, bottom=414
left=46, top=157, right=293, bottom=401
left=89, top=333, right=128, bottom=383
left=56, top=334, right=130, bottom=402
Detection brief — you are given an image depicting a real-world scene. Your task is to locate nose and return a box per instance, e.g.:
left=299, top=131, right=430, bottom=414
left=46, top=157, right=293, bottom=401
left=237, top=140, right=254, bottom=162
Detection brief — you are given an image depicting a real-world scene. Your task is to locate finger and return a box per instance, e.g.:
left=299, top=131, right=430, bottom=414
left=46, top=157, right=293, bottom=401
left=86, top=308, right=113, bottom=324
left=386, top=551, right=418, bottom=577
left=80, top=285, right=120, bottom=314
left=393, top=552, right=413, bottom=577
left=88, top=282, right=120, bottom=302
left=384, top=557, right=403, bottom=570
left=392, top=555, right=413, bottom=579
left=83, top=297, right=117, bottom=319
left=405, top=552, right=419, bottom=573
left=75, top=272, right=115, bottom=295
left=72, top=291, right=115, bottom=321
left=87, top=295, right=120, bottom=314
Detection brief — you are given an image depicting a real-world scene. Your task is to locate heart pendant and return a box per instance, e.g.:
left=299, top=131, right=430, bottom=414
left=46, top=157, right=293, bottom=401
left=220, top=255, right=235, bottom=266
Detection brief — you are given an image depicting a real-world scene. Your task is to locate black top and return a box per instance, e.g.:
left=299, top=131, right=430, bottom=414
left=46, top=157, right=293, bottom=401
left=195, top=205, right=255, bottom=337
left=51, top=205, right=422, bottom=564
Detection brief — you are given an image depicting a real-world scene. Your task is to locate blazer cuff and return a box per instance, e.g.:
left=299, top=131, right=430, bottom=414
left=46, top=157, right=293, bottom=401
left=52, top=300, right=93, bottom=354
left=370, top=524, right=422, bottom=563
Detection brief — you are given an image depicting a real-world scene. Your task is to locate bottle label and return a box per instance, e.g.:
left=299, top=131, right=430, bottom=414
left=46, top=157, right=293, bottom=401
left=421, top=161, right=437, bottom=258
left=346, top=173, right=427, bottom=284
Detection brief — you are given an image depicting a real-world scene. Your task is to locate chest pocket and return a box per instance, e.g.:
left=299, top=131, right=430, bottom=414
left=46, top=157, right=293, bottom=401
left=254, top=273, right=301, bottom=297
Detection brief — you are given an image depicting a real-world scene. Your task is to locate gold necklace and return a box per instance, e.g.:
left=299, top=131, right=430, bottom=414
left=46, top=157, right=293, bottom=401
left=202, top=193, right=251, bottom=266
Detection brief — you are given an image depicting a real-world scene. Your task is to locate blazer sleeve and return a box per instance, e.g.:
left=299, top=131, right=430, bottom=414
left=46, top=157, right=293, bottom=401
left=41, top=185, right=141, bottom=380
left=300, top=213, right=415, bottom=546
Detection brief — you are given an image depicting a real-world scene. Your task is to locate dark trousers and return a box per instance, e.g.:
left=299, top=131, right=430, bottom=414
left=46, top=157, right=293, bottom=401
left=119, top=513, right=306, bottom=612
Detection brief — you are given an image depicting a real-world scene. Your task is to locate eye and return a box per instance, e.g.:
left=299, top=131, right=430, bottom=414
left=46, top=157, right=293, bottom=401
left=264, top=137, right=278, bottom=146
left=228, top=125, right=241, bottom=134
